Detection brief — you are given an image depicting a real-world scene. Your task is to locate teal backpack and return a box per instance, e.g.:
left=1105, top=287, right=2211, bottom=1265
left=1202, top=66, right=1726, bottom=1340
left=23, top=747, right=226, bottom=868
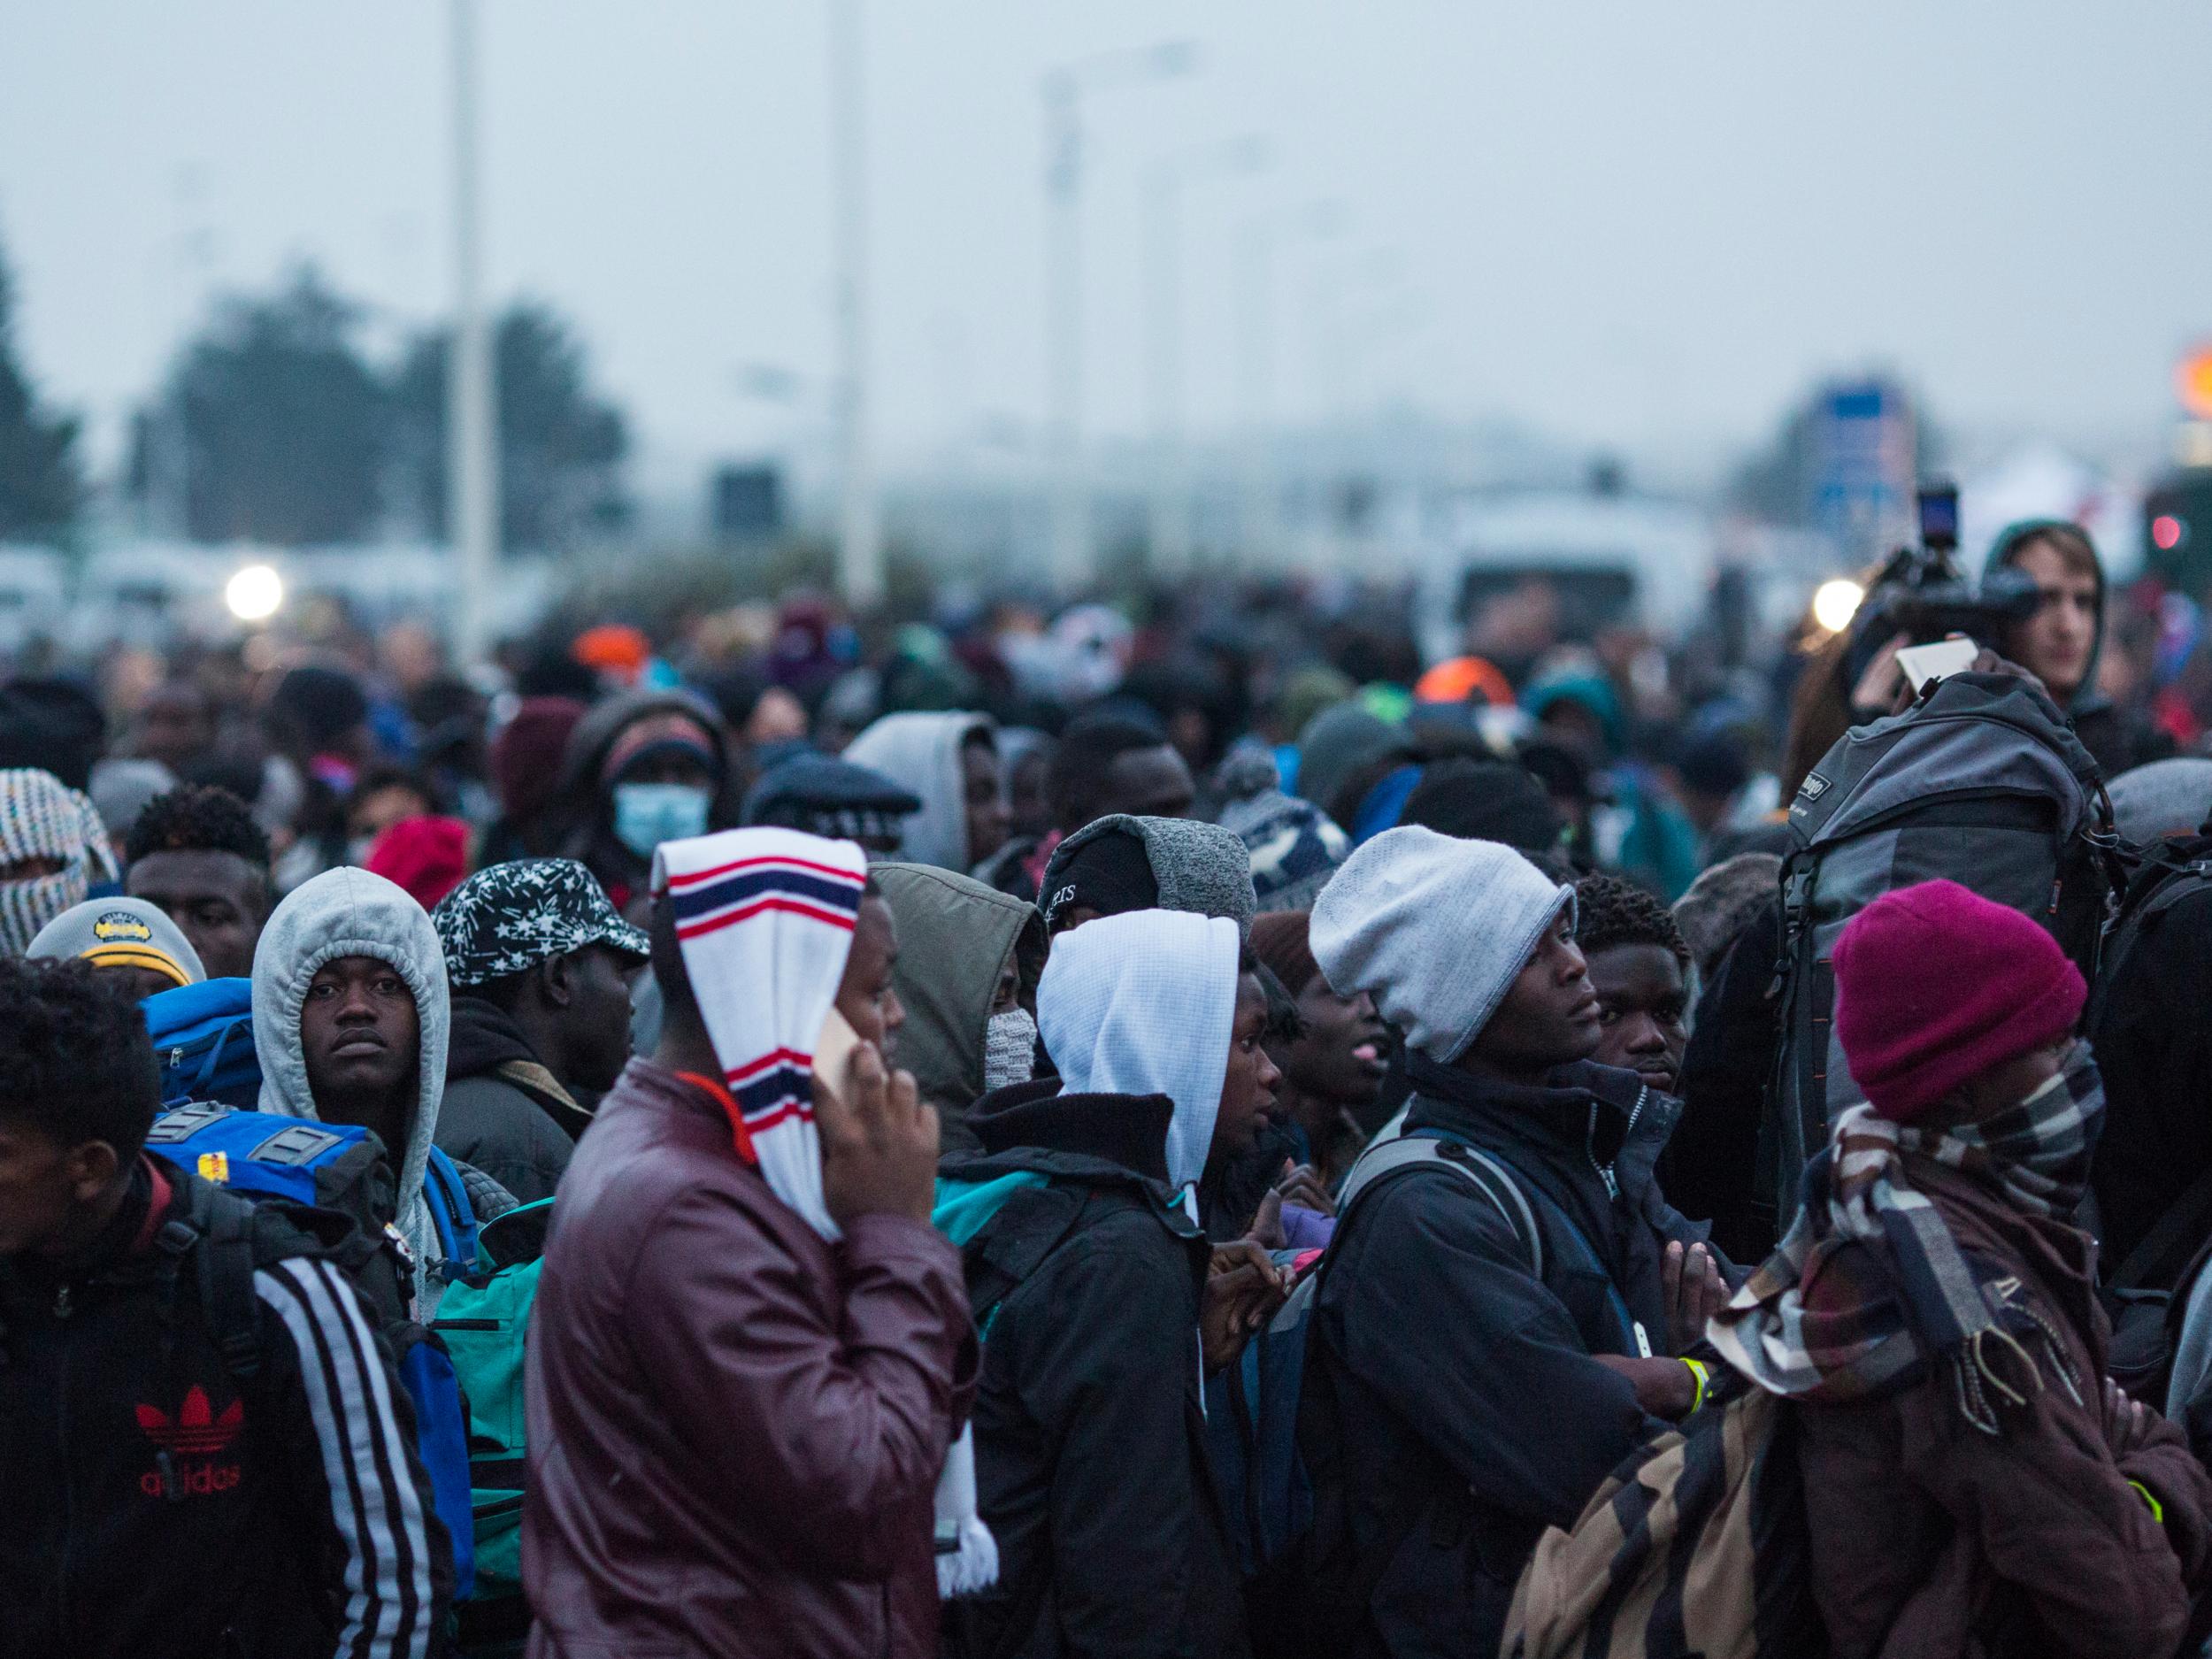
left=429, top=1198, right=555, bottom=1655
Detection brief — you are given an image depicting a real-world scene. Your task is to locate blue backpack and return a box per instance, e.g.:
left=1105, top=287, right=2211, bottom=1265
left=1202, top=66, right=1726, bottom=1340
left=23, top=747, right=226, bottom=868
left=143, top=977, right=262, bottom=1110
left=145, top=1102, right=481, bottom=1600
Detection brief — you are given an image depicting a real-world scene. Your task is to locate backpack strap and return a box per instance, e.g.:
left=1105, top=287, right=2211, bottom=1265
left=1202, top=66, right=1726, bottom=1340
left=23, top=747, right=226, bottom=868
left=2112, top=1161, right=2212, bottom=1294
left=419, top=1148, right=481, bottom=1279
left=1336, top=1132, right=1544, bottom=1279
left=177, top=1178, right=270, bottom=1384
left=2088, top=855, right=2212, bottom=1034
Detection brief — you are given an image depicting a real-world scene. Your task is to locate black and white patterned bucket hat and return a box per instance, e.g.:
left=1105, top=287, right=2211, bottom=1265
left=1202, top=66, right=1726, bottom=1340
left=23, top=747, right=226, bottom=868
left=433, top=857, right=651, bottom=987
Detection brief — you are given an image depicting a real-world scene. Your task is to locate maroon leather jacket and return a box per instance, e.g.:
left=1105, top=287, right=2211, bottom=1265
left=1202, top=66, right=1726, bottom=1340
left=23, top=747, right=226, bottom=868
left=523, top=1058, right=977, bottom=1658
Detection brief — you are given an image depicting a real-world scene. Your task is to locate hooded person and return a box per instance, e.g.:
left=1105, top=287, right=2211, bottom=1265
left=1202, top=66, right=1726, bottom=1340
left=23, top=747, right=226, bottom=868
left=522, top=826, right=980, bottom=1658
left=27, top=895, right=204, bottom=1000
left=1038, top=813, right=1257, bottom=941
left=871, top=862, right=1046, bottom=1156
left=1711, top=880, right=2212, bottom=1659
left=940, top=907, right=1278, bottom=1659
left=0, top=766, right=120, bottom=957
left=1989, top=518, right=2171, bottom=780
left=1302, top=825, right=1728, bottom=1658
left=551, top=688, right=738, bottom=912
left=841, top=711, right=1010, bottom=872
left=251, top=865, right=491, bottom=1312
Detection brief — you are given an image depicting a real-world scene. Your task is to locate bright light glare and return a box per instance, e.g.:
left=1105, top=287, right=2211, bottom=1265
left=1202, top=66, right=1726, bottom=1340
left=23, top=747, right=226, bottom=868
left=2154, top=514, right=2185, bottom=552
left=225, top=564, right=284, bottom=623
left=1811, top=579, right=1865, bottom=635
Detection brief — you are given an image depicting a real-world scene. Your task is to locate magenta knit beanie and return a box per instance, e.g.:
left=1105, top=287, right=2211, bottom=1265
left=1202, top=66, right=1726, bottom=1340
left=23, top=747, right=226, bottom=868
left=1831, top=879, right=2086, bottom=1124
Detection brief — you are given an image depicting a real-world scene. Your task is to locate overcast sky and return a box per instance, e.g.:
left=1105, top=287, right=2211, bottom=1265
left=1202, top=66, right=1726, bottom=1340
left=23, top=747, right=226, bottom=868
left=4, top=1, right=2209, bottom=491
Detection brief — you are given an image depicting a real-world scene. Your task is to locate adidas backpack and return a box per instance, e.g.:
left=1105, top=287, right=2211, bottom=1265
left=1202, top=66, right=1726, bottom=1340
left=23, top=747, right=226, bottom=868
left=146, top=1102, right=482, bottom=1601
left=1770, top=671, right=2118, bottom=1221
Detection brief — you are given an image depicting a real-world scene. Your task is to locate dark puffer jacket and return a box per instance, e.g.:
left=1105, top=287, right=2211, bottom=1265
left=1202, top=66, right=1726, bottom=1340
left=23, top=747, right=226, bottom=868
left=941, top=1079, right=1249, bottom=1659
left=1311, top=1055, right=1719, bottom=1659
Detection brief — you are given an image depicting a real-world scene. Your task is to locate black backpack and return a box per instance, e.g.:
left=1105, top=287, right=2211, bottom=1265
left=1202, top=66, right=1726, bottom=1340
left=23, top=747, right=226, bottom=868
left=2084, top=837, right=2212, bottom=1398
left=1768, top=672, right=2120, bottom=1224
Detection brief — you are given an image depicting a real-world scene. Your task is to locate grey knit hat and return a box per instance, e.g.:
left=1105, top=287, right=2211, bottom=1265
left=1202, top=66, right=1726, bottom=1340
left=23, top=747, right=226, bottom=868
left=1041, top=812, right=1258, bottom=941
left=1310, top=825, right=1574, bottom=1062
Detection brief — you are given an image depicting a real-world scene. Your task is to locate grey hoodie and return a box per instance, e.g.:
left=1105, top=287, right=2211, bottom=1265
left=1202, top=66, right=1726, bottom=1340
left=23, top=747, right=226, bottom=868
left=251, top=865, right=455, bottom=1302
left=843, top=710, right=995, bottom=871
left=1041, top=812, right=1257, bottom=941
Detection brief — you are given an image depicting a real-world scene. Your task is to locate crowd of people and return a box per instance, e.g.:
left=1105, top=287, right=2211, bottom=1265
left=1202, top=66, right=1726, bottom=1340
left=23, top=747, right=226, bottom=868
left=12, top=516, right=2212, bottom=1657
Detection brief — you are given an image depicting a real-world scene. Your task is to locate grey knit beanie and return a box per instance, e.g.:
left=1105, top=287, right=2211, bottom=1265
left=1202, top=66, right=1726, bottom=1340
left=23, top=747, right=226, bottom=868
left=1310, top=825, right=1573, bottom=1062
left=1041, top=812, right=1257, bottom=941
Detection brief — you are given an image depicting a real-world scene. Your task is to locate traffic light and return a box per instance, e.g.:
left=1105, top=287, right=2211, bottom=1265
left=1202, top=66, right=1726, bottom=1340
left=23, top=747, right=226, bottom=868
left=2143, top=470, right=2212, bottom=595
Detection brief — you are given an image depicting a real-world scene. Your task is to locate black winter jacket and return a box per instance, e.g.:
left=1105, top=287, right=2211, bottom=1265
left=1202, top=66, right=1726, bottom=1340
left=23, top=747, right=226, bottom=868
left=0, top=1155, right=450, bottom=1659
left=942, top=1080, right=1249, bottom=1659
left=434, top=995, right=591, bottom=1205
left=2090, top=835, right=2212, bottom=1284
left=1311, top=1056, right=1717, bottom=1659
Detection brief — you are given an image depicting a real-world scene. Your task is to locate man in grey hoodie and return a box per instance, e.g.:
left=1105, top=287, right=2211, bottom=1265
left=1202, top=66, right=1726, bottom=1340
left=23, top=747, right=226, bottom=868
left=1038, top=813, right=1257, bottom=941
left=252, top=865, right=507, bottom=1312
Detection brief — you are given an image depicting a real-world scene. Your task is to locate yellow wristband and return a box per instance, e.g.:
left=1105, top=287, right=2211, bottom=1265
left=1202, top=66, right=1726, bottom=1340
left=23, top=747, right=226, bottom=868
left=2131, top=1480, right=2165, bottom=1525
left=1682, top=1357, right=1710, bottom=1414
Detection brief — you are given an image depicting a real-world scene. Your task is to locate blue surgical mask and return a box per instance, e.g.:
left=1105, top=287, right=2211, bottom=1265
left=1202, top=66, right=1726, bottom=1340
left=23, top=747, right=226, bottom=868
left=611, top=781, right=710, bottom=858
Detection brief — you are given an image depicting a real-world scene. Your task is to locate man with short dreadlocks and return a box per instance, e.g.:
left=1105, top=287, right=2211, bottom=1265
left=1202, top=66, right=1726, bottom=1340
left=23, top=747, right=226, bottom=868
left=1710, top=879, right=2212, bottom=1659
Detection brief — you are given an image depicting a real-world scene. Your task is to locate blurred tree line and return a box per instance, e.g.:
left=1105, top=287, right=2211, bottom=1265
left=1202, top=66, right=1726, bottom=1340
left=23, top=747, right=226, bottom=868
left=124, top=263, right=629, bottom=550
left=0, top=233, right=83, bottom=540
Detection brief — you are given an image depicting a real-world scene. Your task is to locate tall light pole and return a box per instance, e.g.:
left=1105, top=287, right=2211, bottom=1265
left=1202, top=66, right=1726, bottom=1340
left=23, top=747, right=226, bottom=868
left=1232, top=215, right=1278, bottom=567
left=448, top=0, right=500, bottom=667
left=1232, top=200, right=1353, bottom=568
left=829, top=0, right=882, bottom=608
left=1143, top=134, right=1266, bottom=573
left=1040, top=40, right=1196, bottom=591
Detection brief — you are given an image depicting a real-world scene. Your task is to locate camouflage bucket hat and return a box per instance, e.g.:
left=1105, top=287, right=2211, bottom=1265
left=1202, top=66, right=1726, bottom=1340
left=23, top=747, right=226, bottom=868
left=433, top=857, right=650, bottom=987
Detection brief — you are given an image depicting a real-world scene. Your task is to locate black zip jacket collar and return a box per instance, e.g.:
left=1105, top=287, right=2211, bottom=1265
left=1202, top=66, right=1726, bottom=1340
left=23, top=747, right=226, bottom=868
left=1403, top=1053, right=1681, bottom=1204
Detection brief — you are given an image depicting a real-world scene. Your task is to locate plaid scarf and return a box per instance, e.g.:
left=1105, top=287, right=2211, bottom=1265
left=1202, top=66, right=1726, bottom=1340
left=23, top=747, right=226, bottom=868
left=1709, top=1043, right=2102, bottom=1432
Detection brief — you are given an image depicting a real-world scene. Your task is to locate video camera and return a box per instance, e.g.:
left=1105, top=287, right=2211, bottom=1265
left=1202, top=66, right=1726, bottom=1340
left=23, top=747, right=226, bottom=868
left=1841, top=483, right=2041, bottom=684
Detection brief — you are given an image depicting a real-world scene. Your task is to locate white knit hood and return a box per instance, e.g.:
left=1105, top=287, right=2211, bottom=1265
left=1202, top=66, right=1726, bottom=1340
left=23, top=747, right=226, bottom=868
left=1038, top=907, right=1241, bottom=1196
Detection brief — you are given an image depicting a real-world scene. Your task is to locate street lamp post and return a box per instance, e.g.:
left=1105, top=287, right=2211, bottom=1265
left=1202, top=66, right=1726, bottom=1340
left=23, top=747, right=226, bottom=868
left=1039, top=40, right=1196, bottom=591
left=1143, top=134, right=1266, bottom=573
left=448, top=0, right=500, bottom=667
left=829, top=0, right=883, bottom=608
